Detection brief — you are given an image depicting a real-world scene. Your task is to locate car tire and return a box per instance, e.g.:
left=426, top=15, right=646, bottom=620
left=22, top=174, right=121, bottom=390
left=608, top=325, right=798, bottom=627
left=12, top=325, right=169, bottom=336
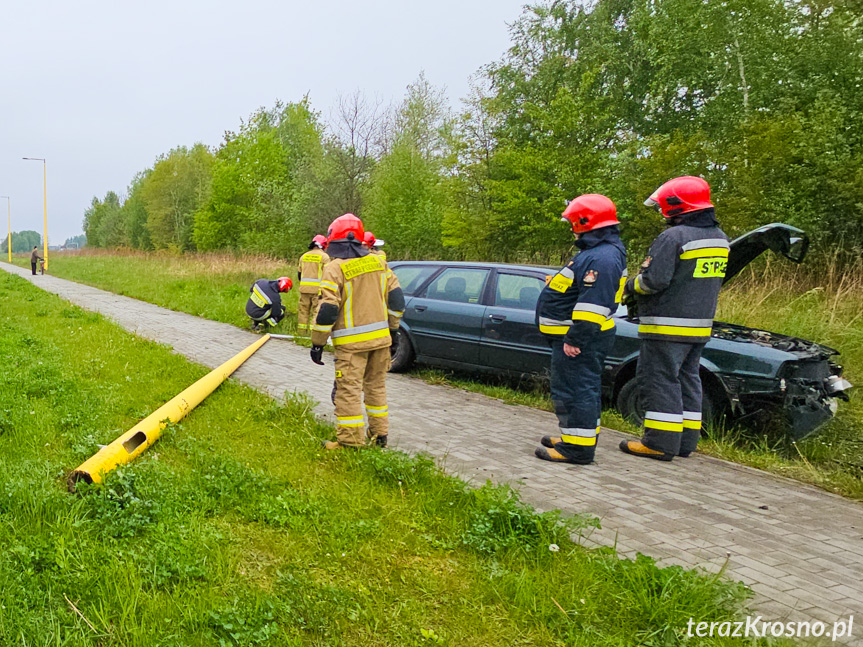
left=616, top=377, right=717, bottom=429
left=389, top=329, right=415, bottom=373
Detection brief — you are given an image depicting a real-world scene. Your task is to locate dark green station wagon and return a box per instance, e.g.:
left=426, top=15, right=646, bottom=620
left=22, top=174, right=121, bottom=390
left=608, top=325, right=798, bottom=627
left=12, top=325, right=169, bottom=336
left=389, top=224, right=853, bottom=439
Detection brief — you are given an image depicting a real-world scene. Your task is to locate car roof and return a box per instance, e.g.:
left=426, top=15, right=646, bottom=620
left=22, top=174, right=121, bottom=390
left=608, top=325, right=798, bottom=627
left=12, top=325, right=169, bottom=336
left=389, top=260, right=558, bottom=273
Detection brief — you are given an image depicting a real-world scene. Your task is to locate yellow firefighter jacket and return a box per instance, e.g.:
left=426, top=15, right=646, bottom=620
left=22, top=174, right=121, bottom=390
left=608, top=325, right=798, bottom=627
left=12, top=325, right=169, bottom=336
left=369, top=248, right=387, bottom=261
left=298, top=249, right=331, bottom=294
left=311, top=254, right=404, bottom=352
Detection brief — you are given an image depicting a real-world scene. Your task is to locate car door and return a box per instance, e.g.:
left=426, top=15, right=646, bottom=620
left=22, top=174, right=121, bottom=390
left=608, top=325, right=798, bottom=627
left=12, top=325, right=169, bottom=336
left=406, top=266, right=491, bottom=364
left=479, top=270, right=551, bottom=375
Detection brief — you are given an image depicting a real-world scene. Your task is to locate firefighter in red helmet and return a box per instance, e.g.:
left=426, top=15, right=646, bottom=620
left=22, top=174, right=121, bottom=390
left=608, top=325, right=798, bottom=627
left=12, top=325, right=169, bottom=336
left=245, top=277, right=293, bottom=331
left=534, top=194, right=627, bottom=464
left=620, top=176, right=729, bottom=461
left=363, top=231, right=387, bottom=260
left=310, top=214, right=405, bottom=449
left=296, top=234, right=330, bottom=335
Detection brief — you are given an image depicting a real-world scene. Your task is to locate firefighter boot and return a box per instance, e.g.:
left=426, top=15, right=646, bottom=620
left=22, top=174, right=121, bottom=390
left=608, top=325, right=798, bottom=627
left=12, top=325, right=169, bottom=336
left=540, top=435, right=562, bottom=448
left=619, top=439, right=674, bottom=462
left=534, top=444, right=592, bottom=465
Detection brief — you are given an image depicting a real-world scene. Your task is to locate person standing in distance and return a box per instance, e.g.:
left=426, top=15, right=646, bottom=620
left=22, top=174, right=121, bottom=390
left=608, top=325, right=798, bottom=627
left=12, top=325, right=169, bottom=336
left=297, top=235, right=330, bottom=335
left=309, top=214, right=404, bottom=450
left=30, top=246, right=43, bottom=275
left=534, top=194, right=627, bottom=464
left=620, top=176, right=729, bottom=461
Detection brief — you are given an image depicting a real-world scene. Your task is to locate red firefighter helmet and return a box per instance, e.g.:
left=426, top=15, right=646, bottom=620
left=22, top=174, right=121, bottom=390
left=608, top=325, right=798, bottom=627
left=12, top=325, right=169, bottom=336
left=311, top=234, right=328, bottom=250
left=278, top=277, right=293, bottom=293
left=363, top=231, right=376, bottom=247
left=644, top=176, right=713, bottom=218
left=561, top=194, right=619, bottom=234
left=327, top=213, right=364, bottom=243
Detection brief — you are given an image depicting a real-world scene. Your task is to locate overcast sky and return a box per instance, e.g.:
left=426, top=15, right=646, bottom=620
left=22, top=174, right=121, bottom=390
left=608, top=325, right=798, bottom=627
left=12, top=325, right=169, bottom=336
left=0, top=0, right=528, bottom=244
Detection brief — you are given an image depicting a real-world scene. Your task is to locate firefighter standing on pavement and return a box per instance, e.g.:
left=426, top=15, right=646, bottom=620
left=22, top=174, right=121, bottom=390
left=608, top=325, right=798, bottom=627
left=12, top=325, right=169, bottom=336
left=620, top=176, right=729, bottom=461
left=245, top=277, right=293, bottom=331
left=310, top=214, right=405, bottom=449
left=297, top=235, right=330, bottom=335
left=363, top=231, right=386, bottom=260
left=534, top=194, right=627, bottom=464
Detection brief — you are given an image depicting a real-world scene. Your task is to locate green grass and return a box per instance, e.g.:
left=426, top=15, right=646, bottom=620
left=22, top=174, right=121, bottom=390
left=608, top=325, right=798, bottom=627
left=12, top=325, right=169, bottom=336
left=11, top=250, right=302, bottom=332
left=13, top=250, right=863, bottom=499
left=0, top=268, right=774, bottom=645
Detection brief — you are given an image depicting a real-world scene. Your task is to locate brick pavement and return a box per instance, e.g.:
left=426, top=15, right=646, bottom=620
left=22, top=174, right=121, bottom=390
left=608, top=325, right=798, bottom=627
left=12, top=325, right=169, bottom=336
left=5, top=262, right=863, bottom=638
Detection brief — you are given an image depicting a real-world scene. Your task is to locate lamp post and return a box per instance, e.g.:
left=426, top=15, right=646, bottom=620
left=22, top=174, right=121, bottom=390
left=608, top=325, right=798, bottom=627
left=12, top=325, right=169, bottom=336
left=22, top=157, right=48, bottom=270
left=0, top=196, right=10, bottom=262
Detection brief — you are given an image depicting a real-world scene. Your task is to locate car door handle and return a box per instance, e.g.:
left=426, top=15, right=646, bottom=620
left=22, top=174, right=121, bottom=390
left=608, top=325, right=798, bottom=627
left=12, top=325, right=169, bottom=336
left=414, top=305, right=427, bottom=312
left=488, top=314, right=506, bottom=323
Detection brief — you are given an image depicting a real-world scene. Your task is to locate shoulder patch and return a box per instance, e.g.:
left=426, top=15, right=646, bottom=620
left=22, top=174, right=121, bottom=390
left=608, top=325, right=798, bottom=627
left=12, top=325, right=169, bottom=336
left=640, top=256, right=652, bottom=270
left=583, top=269, right=598, bottom=286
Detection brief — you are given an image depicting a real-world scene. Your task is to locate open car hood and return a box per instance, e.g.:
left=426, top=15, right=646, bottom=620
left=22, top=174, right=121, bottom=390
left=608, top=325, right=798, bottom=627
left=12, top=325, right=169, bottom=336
left=724, top=223, right=809, bottom=284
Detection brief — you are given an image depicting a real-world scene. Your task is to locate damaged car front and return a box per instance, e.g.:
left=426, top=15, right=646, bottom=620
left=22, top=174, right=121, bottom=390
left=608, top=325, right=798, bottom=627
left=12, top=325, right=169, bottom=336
left=710, top=323, right=852, bottom=439
left=704, top=223, right=852, bottom=439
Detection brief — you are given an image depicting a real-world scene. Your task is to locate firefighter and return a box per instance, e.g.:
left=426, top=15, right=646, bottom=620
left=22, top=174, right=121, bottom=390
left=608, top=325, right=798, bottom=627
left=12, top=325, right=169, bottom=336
left=363, top=231, right=386, bottom=260
left=310, top=213, right=404, bottom=449
left=619, top=176, right=729, bottom=461
left=534, top=194, right=627, bottom=464
left=296, top=235, right=330, bottom=335
left=245, top=277, right=293, bottom=331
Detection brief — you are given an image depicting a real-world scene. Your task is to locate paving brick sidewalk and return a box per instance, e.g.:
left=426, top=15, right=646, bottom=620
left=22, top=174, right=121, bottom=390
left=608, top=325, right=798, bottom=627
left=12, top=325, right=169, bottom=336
left=6, top=262, right=863, bottom=636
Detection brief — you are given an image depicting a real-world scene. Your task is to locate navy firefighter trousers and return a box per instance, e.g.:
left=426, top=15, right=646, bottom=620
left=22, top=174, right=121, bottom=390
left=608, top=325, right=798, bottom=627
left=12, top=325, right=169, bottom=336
left=549, top=330, right=615, bottom=462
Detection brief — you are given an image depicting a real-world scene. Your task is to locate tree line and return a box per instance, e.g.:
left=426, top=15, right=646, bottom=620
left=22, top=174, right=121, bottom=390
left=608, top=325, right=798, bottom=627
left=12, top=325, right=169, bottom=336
left=84, top=0, right=863, bottom=264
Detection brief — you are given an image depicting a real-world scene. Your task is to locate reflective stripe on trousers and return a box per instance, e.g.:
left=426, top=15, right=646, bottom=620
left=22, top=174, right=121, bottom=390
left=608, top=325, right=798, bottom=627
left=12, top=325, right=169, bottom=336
left=637, top=339, right=705, bottom=456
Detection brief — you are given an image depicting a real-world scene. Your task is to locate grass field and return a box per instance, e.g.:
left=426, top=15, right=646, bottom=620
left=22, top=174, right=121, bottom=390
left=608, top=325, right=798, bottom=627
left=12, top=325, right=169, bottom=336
left=0, top=267, right=778, bottom=646
left=11, top=250, right=863, bottom=499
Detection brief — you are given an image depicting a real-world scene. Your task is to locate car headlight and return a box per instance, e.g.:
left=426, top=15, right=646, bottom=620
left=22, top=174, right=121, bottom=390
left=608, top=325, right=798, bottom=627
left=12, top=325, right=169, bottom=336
left=825, top=374, right=853, bottom=394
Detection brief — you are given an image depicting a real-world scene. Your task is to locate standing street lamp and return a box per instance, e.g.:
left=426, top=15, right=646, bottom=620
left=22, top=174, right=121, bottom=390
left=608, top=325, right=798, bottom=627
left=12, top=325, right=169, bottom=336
left=0, top=196, right=10, bottom=262
left=22, top=157, right=48, bottom=270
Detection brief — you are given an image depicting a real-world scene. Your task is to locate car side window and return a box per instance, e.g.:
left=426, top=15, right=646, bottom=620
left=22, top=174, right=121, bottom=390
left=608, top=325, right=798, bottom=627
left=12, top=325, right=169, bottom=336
left=392, top=265, right=440, bottom=296
left=423, top=268, right=489, bottom=304
left=494, top=273, right=544, bottom=310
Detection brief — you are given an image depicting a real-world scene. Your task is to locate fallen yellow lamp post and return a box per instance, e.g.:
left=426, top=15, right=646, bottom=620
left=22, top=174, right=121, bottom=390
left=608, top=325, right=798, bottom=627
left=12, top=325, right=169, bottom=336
left=68, top=334, right=271, bottom=492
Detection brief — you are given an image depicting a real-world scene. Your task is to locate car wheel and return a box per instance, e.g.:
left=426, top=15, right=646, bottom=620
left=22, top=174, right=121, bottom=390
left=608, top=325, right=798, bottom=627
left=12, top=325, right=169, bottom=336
left=389, top=329, right=415, bottom=373
left=615, top=377, right=717, bottom=428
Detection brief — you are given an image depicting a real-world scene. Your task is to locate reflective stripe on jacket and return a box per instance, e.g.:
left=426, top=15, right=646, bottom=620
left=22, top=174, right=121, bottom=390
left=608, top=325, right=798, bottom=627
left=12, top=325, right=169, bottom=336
left=535, top=227, right=627, bottom=348
left=311, top=254, right=403, bottom=352
left=631, top=211, right=729, bottom=343
left=298, top=249, right=331, bottom=294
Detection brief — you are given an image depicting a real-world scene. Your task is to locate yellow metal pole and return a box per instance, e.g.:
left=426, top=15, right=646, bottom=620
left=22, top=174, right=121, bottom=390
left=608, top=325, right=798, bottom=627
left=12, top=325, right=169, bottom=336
left=1, top=197, right=10, bottom=262
left=42, top=160, right=48, bottom=270
left=68, top=334, right=271, bottom=491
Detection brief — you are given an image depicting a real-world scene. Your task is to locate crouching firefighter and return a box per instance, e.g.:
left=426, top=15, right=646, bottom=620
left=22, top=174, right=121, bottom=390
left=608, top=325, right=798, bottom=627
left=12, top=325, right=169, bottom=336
left=297, top=235, right=330, bottom=335
left=620, top=176, right=728, bottom=461
left=245, top=277, right=293, bottom=331
left=534, top=194, right=627, bottom=464
left=309, top=213, right=405, bottom=449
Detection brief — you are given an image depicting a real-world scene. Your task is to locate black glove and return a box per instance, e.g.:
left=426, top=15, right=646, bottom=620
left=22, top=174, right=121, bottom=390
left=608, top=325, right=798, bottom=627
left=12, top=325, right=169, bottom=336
left=390, top=329, right=400, bottom=352
left=310, top=345, right=324, bottom=365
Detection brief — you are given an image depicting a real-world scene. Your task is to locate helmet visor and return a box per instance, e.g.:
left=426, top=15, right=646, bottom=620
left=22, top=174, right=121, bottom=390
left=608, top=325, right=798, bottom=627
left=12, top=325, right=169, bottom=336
left=644, top=193, right=661, bottom=212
